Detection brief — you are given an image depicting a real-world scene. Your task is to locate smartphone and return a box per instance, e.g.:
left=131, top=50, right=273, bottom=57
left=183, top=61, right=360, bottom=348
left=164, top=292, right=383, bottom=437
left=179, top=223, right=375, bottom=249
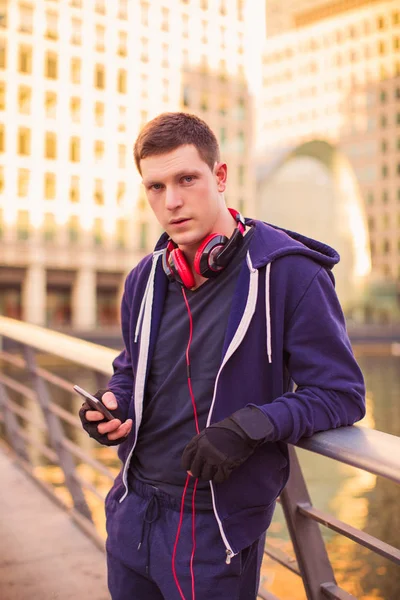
left=73, top=384, right=115, bottom=421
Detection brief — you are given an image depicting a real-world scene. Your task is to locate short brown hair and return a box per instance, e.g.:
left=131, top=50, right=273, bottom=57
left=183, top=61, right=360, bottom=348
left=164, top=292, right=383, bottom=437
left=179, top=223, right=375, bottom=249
left=133, top=112, right=220, bottom=174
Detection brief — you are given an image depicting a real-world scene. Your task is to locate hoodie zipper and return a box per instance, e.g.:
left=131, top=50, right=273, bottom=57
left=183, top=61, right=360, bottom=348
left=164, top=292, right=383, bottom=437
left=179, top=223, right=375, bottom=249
left=208, top=255, right=258, bottom=560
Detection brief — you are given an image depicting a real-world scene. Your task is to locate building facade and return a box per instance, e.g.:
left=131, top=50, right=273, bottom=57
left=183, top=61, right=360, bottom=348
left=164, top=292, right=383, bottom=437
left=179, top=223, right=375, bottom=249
left=258, top=0, right=400, bottom=284
left=0, top=0, right=253, bottom=329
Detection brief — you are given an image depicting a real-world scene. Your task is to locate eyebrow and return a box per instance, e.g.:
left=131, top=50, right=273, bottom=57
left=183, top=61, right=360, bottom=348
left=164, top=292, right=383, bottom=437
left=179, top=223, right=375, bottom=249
left=143, top=169, right=203, bottom=187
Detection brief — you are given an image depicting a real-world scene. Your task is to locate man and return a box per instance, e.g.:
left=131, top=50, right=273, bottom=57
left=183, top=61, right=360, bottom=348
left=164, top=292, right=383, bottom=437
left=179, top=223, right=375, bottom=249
left=79, top=112, right=365, bottom=600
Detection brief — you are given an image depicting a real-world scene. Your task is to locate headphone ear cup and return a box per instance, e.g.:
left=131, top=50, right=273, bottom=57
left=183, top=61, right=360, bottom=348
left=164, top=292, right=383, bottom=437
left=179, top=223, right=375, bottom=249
left=194, top=234, right=227, bottom=277
left=169, top=248, right=195, bottom=289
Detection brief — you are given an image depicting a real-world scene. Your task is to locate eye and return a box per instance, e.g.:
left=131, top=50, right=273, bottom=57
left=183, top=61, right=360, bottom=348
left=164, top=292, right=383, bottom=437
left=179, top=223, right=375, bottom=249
left=150, top=183, right=163, bottom=191
left=182, top=176, right=194, bottom=184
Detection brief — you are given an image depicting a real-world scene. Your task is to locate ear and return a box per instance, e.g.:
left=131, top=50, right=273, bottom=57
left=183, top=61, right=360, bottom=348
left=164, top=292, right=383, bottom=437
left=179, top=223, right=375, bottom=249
left=214, top=162, right=227, bottom=193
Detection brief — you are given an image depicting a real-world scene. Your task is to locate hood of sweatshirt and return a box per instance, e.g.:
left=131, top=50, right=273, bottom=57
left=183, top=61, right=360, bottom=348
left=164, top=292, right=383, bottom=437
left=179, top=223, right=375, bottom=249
left=154, top=217, right=340, bottom=271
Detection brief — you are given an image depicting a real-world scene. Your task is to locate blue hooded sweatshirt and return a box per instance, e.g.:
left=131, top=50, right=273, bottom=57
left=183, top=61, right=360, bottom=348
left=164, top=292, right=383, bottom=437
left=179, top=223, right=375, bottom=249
left=104, top=219, right=365, bottom=561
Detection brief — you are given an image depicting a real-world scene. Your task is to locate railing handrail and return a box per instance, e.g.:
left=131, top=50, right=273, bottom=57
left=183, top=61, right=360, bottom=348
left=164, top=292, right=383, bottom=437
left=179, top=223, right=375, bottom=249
left=1, top=316, right=399, bottom=484
left=297, top=425, right=400, bottom=485
left=0, top=316, right=116, bottom=376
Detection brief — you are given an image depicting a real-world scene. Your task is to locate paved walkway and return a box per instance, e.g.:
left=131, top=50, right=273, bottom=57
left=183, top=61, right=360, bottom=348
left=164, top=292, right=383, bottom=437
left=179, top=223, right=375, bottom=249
left=0, top=447, right=109, bottom=600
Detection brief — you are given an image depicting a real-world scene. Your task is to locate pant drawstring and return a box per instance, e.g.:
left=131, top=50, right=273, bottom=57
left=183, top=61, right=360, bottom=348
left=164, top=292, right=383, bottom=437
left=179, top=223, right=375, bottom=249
left=137, top=493, right=161, bottom=575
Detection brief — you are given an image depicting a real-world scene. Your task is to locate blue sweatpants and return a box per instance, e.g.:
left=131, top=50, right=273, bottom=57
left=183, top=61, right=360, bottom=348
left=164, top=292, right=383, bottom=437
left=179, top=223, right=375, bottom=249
left=105, top=478, right=266, bottom=600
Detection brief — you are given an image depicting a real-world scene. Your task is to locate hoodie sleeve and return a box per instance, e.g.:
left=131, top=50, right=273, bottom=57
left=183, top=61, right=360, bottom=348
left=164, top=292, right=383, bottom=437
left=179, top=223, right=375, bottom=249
left=106, top=274, right=135, bottom=422
left=254, top=266, right=366, bottom=444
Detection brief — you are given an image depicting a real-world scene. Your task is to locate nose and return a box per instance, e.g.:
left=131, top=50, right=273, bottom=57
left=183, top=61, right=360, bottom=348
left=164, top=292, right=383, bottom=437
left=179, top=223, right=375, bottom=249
left=165, top=186, right=183, bottom=211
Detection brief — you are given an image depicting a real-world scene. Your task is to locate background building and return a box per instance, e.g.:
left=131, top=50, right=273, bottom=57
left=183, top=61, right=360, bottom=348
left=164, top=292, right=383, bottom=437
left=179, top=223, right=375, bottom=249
left=257, top=0, right=400, bottom=317
left=0, top=0, right=254, bottom=330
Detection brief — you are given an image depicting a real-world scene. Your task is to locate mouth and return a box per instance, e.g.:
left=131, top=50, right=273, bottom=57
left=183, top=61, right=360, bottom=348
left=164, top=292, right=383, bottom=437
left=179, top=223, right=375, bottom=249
left=169, top=218, right=191, bottom=225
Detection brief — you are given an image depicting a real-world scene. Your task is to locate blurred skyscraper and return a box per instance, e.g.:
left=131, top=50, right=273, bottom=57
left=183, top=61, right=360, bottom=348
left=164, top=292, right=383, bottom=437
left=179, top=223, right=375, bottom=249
left=0, top=0, right=253, bottom=330
left=258, top=0, right=399, bottom=310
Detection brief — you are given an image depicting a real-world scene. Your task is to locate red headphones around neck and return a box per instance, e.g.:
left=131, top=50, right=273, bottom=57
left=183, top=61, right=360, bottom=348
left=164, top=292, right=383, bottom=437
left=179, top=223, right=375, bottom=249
left=162, top=208, right=246, bottom=290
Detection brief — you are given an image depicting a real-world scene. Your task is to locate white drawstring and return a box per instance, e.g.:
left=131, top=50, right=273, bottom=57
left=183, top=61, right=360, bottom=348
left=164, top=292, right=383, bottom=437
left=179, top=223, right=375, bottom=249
left=265, top=263, right=272, bottom=364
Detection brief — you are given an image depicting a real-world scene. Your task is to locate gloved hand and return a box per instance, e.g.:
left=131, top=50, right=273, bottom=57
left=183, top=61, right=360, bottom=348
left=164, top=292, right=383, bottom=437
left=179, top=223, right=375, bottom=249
left=181, top=406, right=275, bottom=483
left=79, top=388, right=132, bottom=446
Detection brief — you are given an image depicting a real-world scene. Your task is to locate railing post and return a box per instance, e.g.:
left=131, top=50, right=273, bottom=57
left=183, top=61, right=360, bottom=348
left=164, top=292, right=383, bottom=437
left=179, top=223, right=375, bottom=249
left=23, top=345, right=93, bottom=522
left=0, top=381, right=29, bottom=462
left=279, top=446, right=350, bottom=600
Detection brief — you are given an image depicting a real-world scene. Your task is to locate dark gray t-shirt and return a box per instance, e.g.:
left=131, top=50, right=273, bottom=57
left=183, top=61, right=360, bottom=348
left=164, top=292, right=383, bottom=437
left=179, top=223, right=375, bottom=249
left=130, top=228, right=254, bottom=509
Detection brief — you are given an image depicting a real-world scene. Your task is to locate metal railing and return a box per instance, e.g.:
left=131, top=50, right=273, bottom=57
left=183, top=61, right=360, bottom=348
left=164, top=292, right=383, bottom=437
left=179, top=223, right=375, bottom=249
left=0, top=316, right=399, bottom=600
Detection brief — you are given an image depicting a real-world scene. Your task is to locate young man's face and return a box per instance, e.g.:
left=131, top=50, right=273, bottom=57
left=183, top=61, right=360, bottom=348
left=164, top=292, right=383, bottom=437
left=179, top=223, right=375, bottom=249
left=140, top=144, right=227, bottom=253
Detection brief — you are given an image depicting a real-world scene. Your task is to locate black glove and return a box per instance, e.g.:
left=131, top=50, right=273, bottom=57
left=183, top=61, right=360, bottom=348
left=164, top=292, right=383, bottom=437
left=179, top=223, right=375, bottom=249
left=79, top=388, right=127, bottom=447
left=181, top=406, right=275, bottom=483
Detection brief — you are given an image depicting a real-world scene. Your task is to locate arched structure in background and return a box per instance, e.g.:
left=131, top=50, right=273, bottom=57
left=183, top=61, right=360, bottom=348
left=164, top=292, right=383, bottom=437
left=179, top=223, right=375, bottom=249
left=256, top=140, right=371, bottom=312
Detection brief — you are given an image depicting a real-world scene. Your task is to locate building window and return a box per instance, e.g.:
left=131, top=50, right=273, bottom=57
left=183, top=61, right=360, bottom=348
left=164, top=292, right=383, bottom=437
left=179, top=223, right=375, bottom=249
left=182, top=85, right=190, bottom=107
left=71, top=57, right=81, bottom=83
left=0, top=81, right=4, bottom=110
left=17, top=168, right=29, bottom=197
left=68, top=215, right=79, bottom=243
left=18, top=86, right=31, bottom=114
left=117, top=182, right=126, bottom=204
left=220, top=127, right=226, bottom=150
left=45, top=91, right=57, bottom=118
left=94, top=140, right=104, bottom=162
left=118, top=144, right=126, bottom=169
left=381, top=114, right=387, bottom=128
left=17, top=210, right=30, bottom=240
left=382, top=190, right=389, bottom=204
left=118, top=105, right=126, bottom=131
left=0, top=166, right=4, bottom=193
left=139, top=222, right=148, bottom=250
left=161, top=7, right=169, bottom=31
left=200, top=92, right=208, bottom=111
left=118, top=0, right=128, bottom=19
left=43, top=213, right=56, bottom=242
left=117, top=69, right=127, bottom=93
left=162, top=43, right=169, bottom=68
left=0, top=38, right=6, bottom=68
left=162, top=78, right=168, bottom=103
left=237, top=131, right=245, bottom=153
left=238, top=164, right=245, bottom=186
left=382, top=164, right=388, bottom=178
left=45, top=51, right=58, bottom=79
left=94, top=179, right=104, bottom=205
left=95, top=101, right=104, bottom=126
left=70, top=176, right=79, bottom=203
left=18, top=127, right=30, bottom=155
left=19, top=45, right=32, bottom=74
left=182, top=14, right=189, bottom=38
left=44, top=172, right=56, bottom=200
left=397, top=112, right=400, bottom=125
left=0, top=0, right=8, bottom=27
left=70, top=97, right=80, bottom=122
left=45, top=11, right=58, bottom=40
left=141, top=2, right=149, bottom=26
left=71, top=18, right=82, bottom=44
left=381, top=139, right=388, bottom=153
left=0, top=123, right=4, bottom=152
left=19, top=5, right=33, bottom=33
left=45, top=132, right=57, bottom=159
left=95, top=64, right=105, bottom=89
left=94, top=218, right=104, bottom=245
left=95, top=25, right=105, bottom=51
left=95, top=0, right=106, bottom=14
left=141, top=37, right=149, bottom=62
left=118, top=31, right=127, bottom=56
left=70, top=137, right=80, bottom=162
left=116, top=219, right=127, bottom=249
